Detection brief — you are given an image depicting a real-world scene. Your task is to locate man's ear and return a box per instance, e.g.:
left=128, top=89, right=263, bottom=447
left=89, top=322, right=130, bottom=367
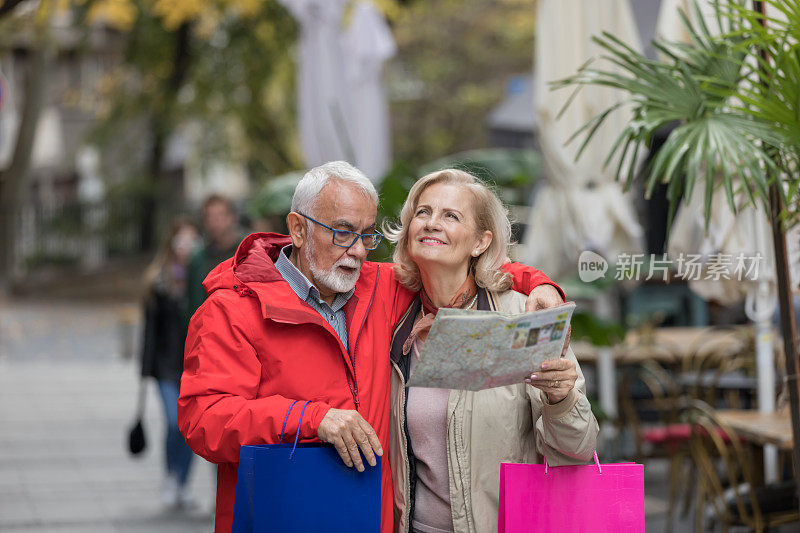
left=473, top=230, right=493, bottom=257
left=286, top=212, right=307, bottom=248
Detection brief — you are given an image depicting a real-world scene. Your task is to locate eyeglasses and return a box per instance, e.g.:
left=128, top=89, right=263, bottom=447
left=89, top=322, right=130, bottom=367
left=296, top=212, right=384, bottom=250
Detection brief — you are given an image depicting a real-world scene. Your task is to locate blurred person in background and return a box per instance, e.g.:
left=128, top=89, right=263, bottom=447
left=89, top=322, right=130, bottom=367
left=141, top=216, right=201, bottom=508
left=186, top=194, right=243, bottom=314
left=385, top=169, right=598, bottom=533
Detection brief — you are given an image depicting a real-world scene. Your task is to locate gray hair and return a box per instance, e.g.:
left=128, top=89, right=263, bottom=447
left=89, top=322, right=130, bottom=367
left=291, top=161, right=378, bottom=215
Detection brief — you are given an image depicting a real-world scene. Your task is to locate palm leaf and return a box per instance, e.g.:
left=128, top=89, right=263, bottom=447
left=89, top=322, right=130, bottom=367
left=552, top=0, right=796, bottom=228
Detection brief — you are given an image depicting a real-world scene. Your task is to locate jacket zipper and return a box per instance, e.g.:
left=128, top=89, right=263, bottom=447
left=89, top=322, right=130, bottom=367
left=451, top=394, right=474, bottom=533
left=389, top=301, right=424, bottom=533
left=392, top=360, right=413, bottom=533
left=348, top=264, right=381, bottom=410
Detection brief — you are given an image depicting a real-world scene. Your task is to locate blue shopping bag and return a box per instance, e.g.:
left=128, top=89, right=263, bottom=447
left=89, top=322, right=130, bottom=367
left=231, top=400, right=381, bottom=533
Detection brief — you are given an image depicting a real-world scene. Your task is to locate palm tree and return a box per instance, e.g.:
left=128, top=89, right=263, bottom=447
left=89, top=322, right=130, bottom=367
left=555, top=0, right=800, bottom=507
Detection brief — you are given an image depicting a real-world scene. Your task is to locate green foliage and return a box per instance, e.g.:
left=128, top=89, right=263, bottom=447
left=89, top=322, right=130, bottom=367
left=246, top=170, right=303, bottom=220
left=370, top=160, right=418, bottom=261
left=24, top=252, right=79, bottom=270
left=570, top=311, right=627, bottom=348
left=376, top=160, right=418, bottom=219
left=554, top=0, right=800, bottom=231
left=724, top=0, right=800, bottom=208
left=558, top=275, right=619, bottom=301
left=88, top=0, right=301, bottom=183
left=390, top=0, right=537, bottom=166
left=587, top=394, right=608, bottom=423
left=419, top=148, right=541, bottom=205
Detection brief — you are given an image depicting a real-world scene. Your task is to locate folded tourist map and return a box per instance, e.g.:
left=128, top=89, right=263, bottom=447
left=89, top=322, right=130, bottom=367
left=407, top=302, right=576, bottom=391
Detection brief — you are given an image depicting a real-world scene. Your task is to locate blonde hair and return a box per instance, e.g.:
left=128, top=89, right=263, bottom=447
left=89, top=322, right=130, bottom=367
left=383, top=169, right=513, bottom=292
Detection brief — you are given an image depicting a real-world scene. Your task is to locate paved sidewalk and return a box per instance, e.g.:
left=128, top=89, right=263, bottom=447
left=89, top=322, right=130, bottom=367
left=0, top=300, right=215, bottom=532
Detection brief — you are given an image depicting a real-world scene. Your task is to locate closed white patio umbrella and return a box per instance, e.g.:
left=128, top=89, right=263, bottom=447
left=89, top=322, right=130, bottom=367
left=341, top=0, right=395, bottom=181
left=279, top=0, right=395, bottom=182
left=519, top=0, right=645, bottom=280
left=279, top=0, right=350, bottom=168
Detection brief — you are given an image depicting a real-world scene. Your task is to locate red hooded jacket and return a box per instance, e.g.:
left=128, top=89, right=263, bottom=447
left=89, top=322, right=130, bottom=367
left=178, top=233, right=562, bottom=533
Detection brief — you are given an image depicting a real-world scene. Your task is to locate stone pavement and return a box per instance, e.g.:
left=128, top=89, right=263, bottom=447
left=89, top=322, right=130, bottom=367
left=0, top=299, right=215, bottom=532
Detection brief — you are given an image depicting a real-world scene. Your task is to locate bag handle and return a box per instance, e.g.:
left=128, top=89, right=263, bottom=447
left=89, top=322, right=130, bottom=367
left=544, top=451, right=601, bottom=475
left=135, top=378, right=147, bottom=420
left=279, top=400, right=312, bottom=460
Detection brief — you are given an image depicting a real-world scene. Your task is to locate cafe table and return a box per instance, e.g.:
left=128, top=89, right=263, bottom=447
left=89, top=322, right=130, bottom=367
left=573, top=325, right=750, bottom=365
left=572, top=326, right=751, bottom=418
left=717, top=407, right=793, bottom=484
left=716, top=408, right=793, bottom=451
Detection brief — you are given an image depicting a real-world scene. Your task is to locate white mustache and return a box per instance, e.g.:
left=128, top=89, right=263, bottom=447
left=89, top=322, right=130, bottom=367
left=335, top=259, right=362, bottom=269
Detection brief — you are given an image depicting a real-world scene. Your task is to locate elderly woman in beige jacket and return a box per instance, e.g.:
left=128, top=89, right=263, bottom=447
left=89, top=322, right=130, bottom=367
left=385, top=169, right=599, bottom=533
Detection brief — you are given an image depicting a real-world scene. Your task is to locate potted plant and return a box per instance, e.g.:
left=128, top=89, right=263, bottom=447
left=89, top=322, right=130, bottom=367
left=555, top=0, right=800, bottom=505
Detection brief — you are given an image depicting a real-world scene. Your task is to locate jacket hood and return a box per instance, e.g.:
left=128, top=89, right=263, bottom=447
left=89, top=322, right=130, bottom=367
left=201, top=232, right=292, bottom=295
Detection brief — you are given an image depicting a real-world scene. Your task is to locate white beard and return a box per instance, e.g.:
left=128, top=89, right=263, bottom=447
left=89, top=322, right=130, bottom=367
left=304, top=235, right=362, bottom=294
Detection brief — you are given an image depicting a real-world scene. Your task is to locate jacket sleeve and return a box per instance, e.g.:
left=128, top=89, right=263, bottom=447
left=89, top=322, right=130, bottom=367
left=178, top=295, right=331, bottom=464
left=501, top=262, right=565, bottom=300
left=530, top=346, right=599, bottom=465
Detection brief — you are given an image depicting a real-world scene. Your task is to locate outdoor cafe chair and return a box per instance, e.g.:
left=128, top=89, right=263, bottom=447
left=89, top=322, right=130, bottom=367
left=687, top=400, right=799, bottom=533
left=617, top=360, right=688, bottom=532
left=680, top=326, right=757, bottom=409
left=618, top=360, right=684, bottom=461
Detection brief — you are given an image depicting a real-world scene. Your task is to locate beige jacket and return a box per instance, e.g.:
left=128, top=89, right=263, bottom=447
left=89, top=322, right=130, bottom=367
left=389, top=289, right=599, bottom=533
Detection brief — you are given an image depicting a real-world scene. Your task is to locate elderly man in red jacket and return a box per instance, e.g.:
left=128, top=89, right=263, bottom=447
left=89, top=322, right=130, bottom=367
left=178, top=161, right=564, bottom=533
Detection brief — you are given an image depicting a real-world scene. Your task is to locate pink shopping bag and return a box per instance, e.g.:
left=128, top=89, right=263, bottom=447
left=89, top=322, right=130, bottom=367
left=498, top=452, right=644, bottom=533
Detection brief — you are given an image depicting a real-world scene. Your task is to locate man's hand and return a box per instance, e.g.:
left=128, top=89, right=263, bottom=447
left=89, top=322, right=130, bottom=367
left=525, top=284, right=571, bottom=356
left=317, top=408, right=383, bottom=472
left=524, top=284, right=564, bottom=312
left=525, top=358, right=578, bottom=404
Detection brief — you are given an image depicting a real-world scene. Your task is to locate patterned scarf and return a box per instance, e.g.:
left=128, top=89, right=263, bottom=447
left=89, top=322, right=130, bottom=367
left=402, top=273, right=478, bottom=355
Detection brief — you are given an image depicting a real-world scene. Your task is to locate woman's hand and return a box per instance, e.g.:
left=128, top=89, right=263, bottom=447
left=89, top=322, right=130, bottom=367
left=525, top=358, right=577, bottom=404
left=525, top=285, right=571, bottom=356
